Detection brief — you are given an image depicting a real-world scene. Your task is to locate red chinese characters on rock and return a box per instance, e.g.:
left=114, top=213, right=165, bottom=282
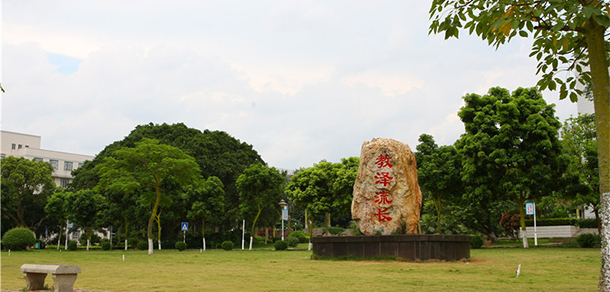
left=374, top=191, right=393, bottom=205
left=373, top=154, right=394, bottom=222
left=374, top=172, right=393, bottom=187
left=374, top=208, right=393, bottom=222
left=375, top=154, right=393, bottom=168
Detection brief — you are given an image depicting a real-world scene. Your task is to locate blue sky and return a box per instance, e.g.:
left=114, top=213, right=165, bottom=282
left=1, top=1, right=577, bottom=170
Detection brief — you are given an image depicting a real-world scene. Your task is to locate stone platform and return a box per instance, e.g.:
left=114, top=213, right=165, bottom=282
left=312, top=234, right=471, bottom=261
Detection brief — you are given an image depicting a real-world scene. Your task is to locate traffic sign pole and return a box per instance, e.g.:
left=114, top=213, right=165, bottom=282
left=533, top=202, right=538, bottom=246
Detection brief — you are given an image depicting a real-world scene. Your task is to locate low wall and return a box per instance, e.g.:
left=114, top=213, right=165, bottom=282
left=519, top=226, right=599, bottom=238
left=312, top=235, right=471, bottom=261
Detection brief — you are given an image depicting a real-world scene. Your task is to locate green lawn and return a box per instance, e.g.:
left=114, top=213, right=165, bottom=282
left=1, top=245, right=600, bottom=291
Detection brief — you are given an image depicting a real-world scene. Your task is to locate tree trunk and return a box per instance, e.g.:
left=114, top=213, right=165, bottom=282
left=148, top=186, right=162, bottom=255
left=519, top=201, right=528, bottom=248
left=585, top=18, right=610, bottom=292
left=202, top=218, right=206, bottom=251
left=325, top=213, right=330, bottom=236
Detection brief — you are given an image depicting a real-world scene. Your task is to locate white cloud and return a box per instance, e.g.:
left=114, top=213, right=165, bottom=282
left=1, top=0, right=577, bottom=170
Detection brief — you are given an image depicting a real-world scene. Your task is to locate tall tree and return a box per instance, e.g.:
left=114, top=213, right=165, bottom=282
left=96, top=138, right=202, bottom=254
left=429, top=1, right=610, bottom=287
left=561, top=113, right=600, bottom=232
left=45, top=191, right=69, bottom=250
left=185, top=176, right=225, bottom=251
left=236, top=163, right=285, bottom=250
left=1, top=156, right=55, bottom=231
left=64, top=190, right=107, bottom=251
left=415, top=134, right=463, bottom=234
left=457, top=87, right=566, bottom=247
left=72, top=122, right=264, bottom=230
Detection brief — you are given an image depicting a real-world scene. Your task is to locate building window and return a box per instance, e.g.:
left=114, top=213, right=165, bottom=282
left=64, top=161, right=73, bottom=171
left=18, top=144, right=22, bottom=149
left=50, top=160, right=58, bottom=170
left=78, top=162, right=84, bottom=168
left=60, top=179, right=70, bottom=188
left=0, top=154, right=5, bottom=159
left=34, top=157, right=43, bottom=162
left=11, top=144, right=15, bottom=150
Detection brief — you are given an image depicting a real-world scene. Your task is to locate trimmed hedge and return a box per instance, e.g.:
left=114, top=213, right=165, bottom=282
left=274, top=240, right=288, bottom=250
left=175, top=241, right=187, bottom=251
left=524, top=218, right=598, bottom=227
left=1, top=227, right=36, bottom=251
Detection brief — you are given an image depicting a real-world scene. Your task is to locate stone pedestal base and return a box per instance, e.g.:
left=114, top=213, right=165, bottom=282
left=312, top=234, right=471, bottom=261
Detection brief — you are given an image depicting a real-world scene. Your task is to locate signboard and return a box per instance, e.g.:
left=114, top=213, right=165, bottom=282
left=525, top=202, right=535, bottom=216
left=282, top=206, right=289, bottom=221
left=181, top=222, right=189, bottom=232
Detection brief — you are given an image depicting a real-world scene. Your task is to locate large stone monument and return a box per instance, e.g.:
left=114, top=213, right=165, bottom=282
left=351, top=138, right=422, bottom=235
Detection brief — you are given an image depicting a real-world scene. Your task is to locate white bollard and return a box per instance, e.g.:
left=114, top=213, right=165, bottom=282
left=122, top=254, right=125, bottom=261
left=8, top=249, right=10, bottom=256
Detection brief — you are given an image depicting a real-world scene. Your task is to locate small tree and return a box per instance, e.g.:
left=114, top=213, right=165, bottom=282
left=96, top=138, right=203, bottom=254
left=237, top=163, right=285, bottom=250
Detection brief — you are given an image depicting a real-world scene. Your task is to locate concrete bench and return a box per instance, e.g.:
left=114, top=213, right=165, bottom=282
left=20, top=264, right=81, bottom=292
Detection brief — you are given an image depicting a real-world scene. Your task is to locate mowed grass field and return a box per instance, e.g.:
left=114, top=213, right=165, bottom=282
left=1, top=245, right=601, bottom=292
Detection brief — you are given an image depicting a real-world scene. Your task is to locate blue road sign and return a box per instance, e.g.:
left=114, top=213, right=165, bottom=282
left=181, top=222, right=189, bottom=231
left=525, top=202, right=535, bottom=215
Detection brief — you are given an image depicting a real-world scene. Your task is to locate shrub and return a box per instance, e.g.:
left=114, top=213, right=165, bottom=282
left=274, top=240, right=288, bottom=250
left=137, top=240, right=148, bottom=251
left=577, top=233, right=601, bottom=248
left=500, top=211, right=520, bottom=241
left=328, top=226, right=345, bottom=235
left=101, top=241, right=111, bottom=250
left=175, top=241, right=187, bottom=251
left=286, top=236, right=299, bottom=247
left=221, top=241, right=234, bottom=251
left=1, top=227, right=36, bottom=251
left=289, top=231, right=309, bottom=243
left=470, top=235, right=484, bottom=249
left=578, top=218, right=598, bottom=229
left=525, top=218, right=578, bottom=226
left=79, top=233, right=102, bottom=246
left=128, top=238, right=140, bottom=249
left=68, top=240, right=78, bottom=251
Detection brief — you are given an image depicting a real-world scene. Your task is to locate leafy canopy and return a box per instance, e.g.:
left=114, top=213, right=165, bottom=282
left=430, top=0, right=610, bottom=102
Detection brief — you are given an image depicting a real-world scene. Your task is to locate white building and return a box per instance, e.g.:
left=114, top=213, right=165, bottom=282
left=0, top=130, right=95, bottom=188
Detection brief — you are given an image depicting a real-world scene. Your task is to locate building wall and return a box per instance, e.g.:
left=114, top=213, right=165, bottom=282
left=1, top=130, right=95, bottom=187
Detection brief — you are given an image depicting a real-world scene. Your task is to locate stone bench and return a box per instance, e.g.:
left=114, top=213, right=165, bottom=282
left=20, top=264, right=81, bottom=292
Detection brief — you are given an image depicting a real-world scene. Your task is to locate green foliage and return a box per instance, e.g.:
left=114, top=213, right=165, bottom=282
left=237, top=163, right=285, bottom=238
left=286, top=236, right=299, bottom=247
left=72, top=122, right=265, bottom=232
left=579, top=218, right=598, bottom=229
left=79, top=231, right=102, bottom=246
left=96, top=138, right=203, bottom=254
left=456, top=87, right=565, bottom=237
left=274, top=240, right=288, bottom=250
left=1, top=227, right=36, bottom=251
left=1, top=156, right=55, bottom=230
left=559, top=114, right=599, bottom=222
left=524, top=218, right=579, bottom=226
left=327, top=226, right=345, bottom=236
left=175, top=241, right=187, bottom=251
left=286, top=158, right=358, bottom=237
left=415, top=134, right=463, bottom=234
left=428, top=0, right=608, bottom=102
left=67, top=240, right=78, bottom=251
left=101, top=241, right=111, bottom=250
left=137, top=240, right=148, bottom=251
left=288, top=230, right=309, bottom=243
left=577, top=233, right=601, bottom=248
left=221, top=241, right=234, bottom=251
left=470, top=235, right=484, bottom=249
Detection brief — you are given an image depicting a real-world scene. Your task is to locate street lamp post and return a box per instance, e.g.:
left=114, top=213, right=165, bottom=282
left=279, top=199, right=287, bottom=240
